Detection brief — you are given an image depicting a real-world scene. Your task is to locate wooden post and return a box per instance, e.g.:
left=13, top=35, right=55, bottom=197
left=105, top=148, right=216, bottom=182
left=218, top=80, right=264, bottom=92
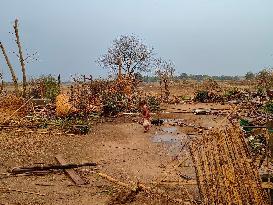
left=57, top=74, right=61, bottom=90
left=0, top=42, right=19, bottom=95
left=14, top=19, right=27, bottom=98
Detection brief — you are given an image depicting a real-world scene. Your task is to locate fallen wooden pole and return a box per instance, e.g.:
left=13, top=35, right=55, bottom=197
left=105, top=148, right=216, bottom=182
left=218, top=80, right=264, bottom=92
left=97, top=172, right=194, bottom=204
left=11, top=162, right=96, bottom=174
left=98, top=172, right=132, bottom=189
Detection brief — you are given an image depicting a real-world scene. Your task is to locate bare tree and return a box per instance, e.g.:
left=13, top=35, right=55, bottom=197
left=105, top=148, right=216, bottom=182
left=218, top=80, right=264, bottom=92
left=154, top=58, right=175, bottom=101
left=97, top=35, right=154, bottom=77
left=14, top=19, right=27, bottom=97
left=0, top=42, right=19, bottom=95
left=0, top=19, right=38, bottom=97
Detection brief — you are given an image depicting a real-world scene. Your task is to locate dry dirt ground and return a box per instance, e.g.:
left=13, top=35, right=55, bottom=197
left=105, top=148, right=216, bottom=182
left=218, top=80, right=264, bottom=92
left=0, top=101, right=231, bottom=205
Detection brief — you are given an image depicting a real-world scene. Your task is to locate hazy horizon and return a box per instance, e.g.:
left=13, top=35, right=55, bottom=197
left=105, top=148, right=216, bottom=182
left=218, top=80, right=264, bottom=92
left=1, top=0, right=273, bottom=81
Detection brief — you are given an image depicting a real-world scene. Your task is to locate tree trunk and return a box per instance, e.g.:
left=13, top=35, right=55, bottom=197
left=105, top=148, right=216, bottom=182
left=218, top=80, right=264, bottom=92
left=158, top=73, right=163, bottom=99
left=0, top=69, right=4, bottom=93
left=14, top=19, right=27, bottom=98
left=163, top=78, right=170, bottom=101
left=159, top=79, right=163, bottom=99
left=0, top=42, right=19, bottom=95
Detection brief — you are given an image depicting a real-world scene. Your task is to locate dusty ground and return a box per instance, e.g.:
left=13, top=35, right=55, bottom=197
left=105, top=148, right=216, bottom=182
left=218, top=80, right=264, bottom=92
left=0, top=100, right=231, bottom=205
left=0, top=80, right=237, bottom=204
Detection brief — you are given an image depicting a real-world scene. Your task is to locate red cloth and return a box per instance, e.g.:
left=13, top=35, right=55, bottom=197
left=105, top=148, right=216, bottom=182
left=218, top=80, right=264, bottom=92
left=142, top=105, right=150, bottom=119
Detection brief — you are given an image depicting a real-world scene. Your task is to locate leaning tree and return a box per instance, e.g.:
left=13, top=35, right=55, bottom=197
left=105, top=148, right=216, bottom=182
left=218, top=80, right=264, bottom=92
left=154, top=58, right=175, bottom=101
left=0, top=19, right=39, bottom=97
left=0, top=42, right=19, bottom=95
left=97, top=35, right=154, bottom=78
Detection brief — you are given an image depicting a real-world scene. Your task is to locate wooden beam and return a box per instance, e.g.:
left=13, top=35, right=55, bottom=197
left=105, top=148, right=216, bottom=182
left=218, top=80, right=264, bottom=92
left=55, top=155, right=86, bottom=185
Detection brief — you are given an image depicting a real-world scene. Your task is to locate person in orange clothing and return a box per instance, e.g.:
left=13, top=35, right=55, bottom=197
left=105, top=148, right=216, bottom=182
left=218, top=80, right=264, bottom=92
left=139, top=100, right=151, bottom=132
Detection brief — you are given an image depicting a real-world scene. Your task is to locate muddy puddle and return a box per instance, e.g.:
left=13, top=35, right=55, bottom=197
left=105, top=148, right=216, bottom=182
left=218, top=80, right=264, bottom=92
left=151, top=125, right=191, bottom=156
left=161, top=126, right=178, bottom=133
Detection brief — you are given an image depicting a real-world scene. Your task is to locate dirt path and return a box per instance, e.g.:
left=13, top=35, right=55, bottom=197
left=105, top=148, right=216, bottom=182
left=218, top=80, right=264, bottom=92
left=0, top=103, right=229, bottom=204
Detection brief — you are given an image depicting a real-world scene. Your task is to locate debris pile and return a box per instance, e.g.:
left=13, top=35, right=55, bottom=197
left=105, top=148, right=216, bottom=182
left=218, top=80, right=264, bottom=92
left=190, top=125, right=268, bottom=204
left=0, top=75, right=162, bottom=134
left=0, top=94, right=33, bottom=122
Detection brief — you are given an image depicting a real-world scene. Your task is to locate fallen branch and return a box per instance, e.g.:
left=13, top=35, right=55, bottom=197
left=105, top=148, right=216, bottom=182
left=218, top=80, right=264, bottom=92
left=10, top=162, right=97, bottom=174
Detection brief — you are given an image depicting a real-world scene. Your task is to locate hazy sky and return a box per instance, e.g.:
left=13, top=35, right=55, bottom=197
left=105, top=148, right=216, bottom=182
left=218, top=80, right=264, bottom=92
left=0, top=0, right=273, bottom=80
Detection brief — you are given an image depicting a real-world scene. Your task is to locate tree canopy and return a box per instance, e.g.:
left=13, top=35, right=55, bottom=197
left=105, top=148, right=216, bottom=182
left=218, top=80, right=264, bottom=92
left=97, top=35, right=154, bottom=77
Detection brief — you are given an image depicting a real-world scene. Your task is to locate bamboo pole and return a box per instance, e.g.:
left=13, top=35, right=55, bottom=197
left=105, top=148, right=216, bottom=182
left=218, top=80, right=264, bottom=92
left=98, top=172, right=190, bottom=204
left=0, top=42, right=19, bottom=95
left=14, top=19, right=27, bottom=98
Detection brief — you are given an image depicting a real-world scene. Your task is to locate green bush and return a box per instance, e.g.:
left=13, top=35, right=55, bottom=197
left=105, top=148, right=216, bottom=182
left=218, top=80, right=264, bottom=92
left=224, top=87, right=239, bottom=98
left=263, top=101, right=273, bottom=113
left=180, top=95, right=191, bottom=100
left=146, top=96, right=160, bottom=112
left=101, top=92, right=128, bottom=116
left=29, top=75, right=60, bottom=101
left=194, top=90, right=209, bottom=102
left=43, top=75, right=60, bottom=101
left=240, top=119, right=253, bottom=132
left=101, top=92, right=161, bottom=116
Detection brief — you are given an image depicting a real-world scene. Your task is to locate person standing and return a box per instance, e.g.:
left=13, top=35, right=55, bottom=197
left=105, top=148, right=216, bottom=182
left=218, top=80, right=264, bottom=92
left=139, top=100, right=151, bottom=132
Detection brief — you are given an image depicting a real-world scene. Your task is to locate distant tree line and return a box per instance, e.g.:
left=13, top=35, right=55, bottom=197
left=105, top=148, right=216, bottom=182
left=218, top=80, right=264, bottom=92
left=142, top=73, right=241, bottom=83
left=245, top=68, right=273, bottom=81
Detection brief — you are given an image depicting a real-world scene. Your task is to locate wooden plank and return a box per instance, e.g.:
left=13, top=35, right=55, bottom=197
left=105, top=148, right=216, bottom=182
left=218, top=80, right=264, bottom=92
left=55, top=155, right=86, bottom=185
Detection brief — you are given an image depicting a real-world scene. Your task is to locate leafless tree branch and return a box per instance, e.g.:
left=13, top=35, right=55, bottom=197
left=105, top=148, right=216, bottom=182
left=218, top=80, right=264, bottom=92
left=97, top=35, right=154, bottom=77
